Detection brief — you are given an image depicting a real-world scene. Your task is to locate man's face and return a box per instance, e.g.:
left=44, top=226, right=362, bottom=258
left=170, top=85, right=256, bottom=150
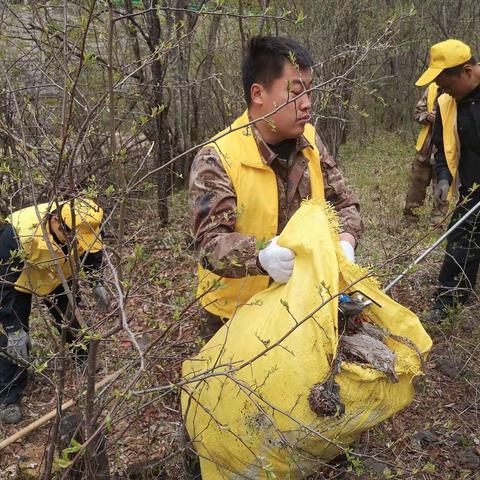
left=50, top=214, right=71, bottom=245
left=435, top=66, right=476, bottom=100
left=259, top=62, right=313, bottom=143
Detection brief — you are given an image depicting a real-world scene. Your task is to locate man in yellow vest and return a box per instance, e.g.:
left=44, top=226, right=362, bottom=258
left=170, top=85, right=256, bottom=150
left=403, top=82, right=448, bottom=224
left=189, top=36, right=364, bottom=338
left=0, top=198, right=110, bottom=424
left=416, top=39, right=480, bottom=318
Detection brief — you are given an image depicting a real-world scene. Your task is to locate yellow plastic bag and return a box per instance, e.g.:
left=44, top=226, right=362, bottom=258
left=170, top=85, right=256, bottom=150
left=182, top=200, right=432, bottom=479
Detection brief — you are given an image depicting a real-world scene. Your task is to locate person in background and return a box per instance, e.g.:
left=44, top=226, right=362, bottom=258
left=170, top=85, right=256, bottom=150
left=416, top=39, right=480, bottom=318
left=0, top=198, right=110, bottom=424
left=403, top=82, right=448, bottom=224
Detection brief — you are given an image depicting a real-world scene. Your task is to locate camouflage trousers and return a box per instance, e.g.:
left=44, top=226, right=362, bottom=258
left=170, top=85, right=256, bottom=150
left=404, top=156, right=448, bottom=220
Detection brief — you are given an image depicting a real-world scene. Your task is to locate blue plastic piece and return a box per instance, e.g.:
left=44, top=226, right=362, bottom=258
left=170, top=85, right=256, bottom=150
left=339, top=294, right=351, bottom=304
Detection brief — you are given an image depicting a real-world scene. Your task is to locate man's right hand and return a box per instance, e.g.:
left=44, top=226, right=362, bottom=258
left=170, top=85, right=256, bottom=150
left=426, top=111, right=436, bottom=123
left=6, top=329, right=29, bottom=364
left=258, top=236, right=295, bottom=283
left=435, top=179, right=450, bottom=203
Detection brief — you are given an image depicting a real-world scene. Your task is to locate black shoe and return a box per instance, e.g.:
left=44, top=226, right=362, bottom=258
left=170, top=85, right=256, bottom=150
left=430, top=212, right=446, bottom=226
left=402, top=214, right=419, bottom=226
left=426, top=309, right=447, bottom=323
left=426, top=300, right=455, bottom=323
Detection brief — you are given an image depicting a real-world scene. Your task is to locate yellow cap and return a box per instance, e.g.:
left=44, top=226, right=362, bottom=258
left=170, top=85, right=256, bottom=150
left=416, top=39, right=472, bottom=86
left=61, top=198, right=104, bottom=252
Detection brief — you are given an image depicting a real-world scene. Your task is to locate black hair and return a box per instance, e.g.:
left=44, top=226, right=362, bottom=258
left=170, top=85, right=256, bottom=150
left=442, top=57, right=477, bottom=75
left=241, top=36, right=314, bottom=105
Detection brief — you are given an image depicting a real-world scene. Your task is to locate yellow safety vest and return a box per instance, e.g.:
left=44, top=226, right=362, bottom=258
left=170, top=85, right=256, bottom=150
left=437, top=93, right=459, bottom=200
left=7, top=203, right=102, bottom=296
left=415, top=83, right=439, bottom=151
left=197, top=110, right=325, bottom=319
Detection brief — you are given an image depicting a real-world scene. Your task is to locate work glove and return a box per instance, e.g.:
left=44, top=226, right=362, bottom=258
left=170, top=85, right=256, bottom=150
left=92, top=285, right=110, bottom=313
left=6, top=329, right=29, bottom=364
left=340, top=240, right=355, bottom=263
left=435, top=179, right=450, bottom=203
left=258, top=236, right=295, bottom=283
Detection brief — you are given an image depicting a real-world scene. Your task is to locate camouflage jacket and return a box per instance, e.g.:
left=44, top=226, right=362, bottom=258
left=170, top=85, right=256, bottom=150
left=414, top=87, right=438, bottom=162
left=189, top=123, right=364, bottom=278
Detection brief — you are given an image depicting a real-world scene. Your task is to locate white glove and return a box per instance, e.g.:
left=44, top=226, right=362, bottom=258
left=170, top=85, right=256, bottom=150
left=7, top=329, right=29, bottom=363
left=258, top=236, right=295, bottom=283
left=93, top=285, right=110, bottom=313
left=340, top=240, right=355, bottom=263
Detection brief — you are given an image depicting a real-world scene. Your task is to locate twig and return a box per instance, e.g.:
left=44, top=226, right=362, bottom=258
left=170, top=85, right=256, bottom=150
left=0, top=371, right=121, bottom=452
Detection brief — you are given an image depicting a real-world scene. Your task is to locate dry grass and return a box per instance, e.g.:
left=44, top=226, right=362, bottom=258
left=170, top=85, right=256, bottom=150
left=329, top=131, right=480, bottom=479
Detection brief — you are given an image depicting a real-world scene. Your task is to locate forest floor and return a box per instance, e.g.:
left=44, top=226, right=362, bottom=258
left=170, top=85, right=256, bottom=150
left=0, top=130, right=479, bottom=479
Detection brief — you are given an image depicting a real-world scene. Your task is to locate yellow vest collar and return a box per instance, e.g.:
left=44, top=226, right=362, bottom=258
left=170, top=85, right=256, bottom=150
left=239, top=110, right=314, bottom=169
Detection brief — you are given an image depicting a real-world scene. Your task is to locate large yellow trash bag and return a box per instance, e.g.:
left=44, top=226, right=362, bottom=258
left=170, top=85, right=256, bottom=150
left=182, top=200, right=432, bottom=479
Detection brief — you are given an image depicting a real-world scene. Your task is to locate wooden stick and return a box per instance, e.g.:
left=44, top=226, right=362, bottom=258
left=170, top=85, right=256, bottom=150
left=0, top=371, right=120, bottom=451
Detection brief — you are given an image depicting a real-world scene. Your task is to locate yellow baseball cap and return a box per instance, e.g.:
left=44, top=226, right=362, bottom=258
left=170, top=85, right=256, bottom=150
left=61, top=198, right=104, bottom=252
left=416, top=39, right=472, bottom=86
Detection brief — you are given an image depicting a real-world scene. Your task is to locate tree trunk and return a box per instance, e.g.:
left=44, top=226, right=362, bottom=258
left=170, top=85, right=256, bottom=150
left=144, top=0, right=170, bottom=224
left=192, top=13, right=221, bottom=146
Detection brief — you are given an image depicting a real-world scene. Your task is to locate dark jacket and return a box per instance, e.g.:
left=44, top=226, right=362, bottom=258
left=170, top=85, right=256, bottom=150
left=0, top=222, right=102, bottom=333
left=434, top=84, right=480, bottom=202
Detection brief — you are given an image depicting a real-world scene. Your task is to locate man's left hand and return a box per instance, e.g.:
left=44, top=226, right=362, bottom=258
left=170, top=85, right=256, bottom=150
left=93, top=285, right=110, bottom=313
left=6, top=329, right=29, bottom=364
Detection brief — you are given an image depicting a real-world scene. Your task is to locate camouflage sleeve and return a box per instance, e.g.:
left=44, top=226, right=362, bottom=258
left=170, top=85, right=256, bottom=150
left=189, top=146, right=264, bottom=278
left=413, top=88, right=430, bottom=124
left=316, top=134, right=364, bottom=243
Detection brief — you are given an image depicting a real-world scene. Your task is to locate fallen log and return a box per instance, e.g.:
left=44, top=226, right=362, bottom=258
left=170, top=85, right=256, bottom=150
left=0, top=371, right=120, bottom=451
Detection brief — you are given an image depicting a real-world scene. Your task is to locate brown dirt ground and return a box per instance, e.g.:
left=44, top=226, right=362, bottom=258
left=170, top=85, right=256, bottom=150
left=1, top=198, right=479, bottom=480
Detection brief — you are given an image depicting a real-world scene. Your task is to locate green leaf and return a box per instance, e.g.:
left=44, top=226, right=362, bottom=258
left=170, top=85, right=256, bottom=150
left=105, top=415, right=113, bottom=433
left=295, top=10, right=306, bottom=25
left=422, top=462, right=436, bottom=473
left=105, top=184, right=115, bottom=197
left=53, top=457, right=72, bottom=470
